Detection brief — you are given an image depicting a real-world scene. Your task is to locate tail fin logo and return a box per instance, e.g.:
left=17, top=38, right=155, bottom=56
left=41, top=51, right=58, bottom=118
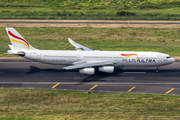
left=121, top=54, right=139, bottom=60
left=8, top=31, right=30, bottom=51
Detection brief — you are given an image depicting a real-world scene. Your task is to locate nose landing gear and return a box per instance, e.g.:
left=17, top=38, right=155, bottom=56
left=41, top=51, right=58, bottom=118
left=156, top=66, right=159, bottom=73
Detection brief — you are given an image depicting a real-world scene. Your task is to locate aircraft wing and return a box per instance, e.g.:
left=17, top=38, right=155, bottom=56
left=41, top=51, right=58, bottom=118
left=68, top=38, right=94, bottom=51
left=63, top=61, right=117, bottom=70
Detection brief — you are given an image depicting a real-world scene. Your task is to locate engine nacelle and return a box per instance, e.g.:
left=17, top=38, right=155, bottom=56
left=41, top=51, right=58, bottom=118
left=99, top=66, right=114, bottom=73
left=79, top=68, right=95, bottom=75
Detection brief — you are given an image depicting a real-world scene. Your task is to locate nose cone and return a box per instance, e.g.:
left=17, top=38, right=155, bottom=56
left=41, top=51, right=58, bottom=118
left=172, top=58, right=175, bottom=62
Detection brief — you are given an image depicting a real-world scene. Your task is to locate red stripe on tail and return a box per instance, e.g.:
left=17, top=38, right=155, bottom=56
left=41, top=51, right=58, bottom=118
left=8, top=31, right=29, bottom=47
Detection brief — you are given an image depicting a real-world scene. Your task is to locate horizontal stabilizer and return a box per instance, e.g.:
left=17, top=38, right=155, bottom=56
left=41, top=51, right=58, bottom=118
left=8, top=45, right=14, bottom=50
left=6, top=50, right=25, bottom=55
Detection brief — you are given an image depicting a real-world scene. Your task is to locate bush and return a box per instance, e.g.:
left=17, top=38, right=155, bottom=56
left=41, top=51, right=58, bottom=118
left=116, top=11, right=135, bottom=16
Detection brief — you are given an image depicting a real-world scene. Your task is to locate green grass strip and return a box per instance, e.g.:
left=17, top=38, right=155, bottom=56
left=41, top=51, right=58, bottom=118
left=0, top=89, right=180, bottom=120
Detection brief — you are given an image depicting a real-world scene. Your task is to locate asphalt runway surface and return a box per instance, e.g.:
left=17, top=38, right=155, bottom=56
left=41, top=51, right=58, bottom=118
left=0, top=60, right=180, bottom=95
left=1, top=21, right=180, bottom=24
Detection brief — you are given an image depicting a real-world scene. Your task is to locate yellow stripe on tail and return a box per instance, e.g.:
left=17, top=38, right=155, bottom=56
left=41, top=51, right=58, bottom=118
left=11, top=38, right=29, bottom=51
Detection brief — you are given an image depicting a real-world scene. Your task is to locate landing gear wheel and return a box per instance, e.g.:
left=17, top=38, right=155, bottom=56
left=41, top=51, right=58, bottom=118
left=156, top=67, right=159, bottom=73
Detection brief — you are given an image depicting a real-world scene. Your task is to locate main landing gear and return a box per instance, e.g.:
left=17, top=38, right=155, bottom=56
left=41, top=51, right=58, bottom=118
left=156, top=66, right=159, bottom=73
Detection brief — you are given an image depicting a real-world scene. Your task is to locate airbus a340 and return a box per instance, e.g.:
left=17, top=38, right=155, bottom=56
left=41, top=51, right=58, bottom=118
left=6, top=28, right=175, bottom=75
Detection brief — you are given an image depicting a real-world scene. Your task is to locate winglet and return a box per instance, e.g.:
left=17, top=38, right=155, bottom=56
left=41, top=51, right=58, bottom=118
left=68, top=38, right=94, bottom=51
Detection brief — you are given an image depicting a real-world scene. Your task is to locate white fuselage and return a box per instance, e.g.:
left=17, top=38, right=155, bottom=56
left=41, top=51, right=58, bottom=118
left=23, top=50, right=175, bottom=67
left=6, top=28, right=175, bottom=75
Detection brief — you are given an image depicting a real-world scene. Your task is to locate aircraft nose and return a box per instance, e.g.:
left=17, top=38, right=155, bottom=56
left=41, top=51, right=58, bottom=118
left=172, top=58, right=175, bottom=62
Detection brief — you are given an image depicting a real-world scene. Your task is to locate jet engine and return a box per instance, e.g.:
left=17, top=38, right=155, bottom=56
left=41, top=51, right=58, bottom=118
left=99, top=66, right=114, bottom=73
left=79, top=68, right=95, bottom=75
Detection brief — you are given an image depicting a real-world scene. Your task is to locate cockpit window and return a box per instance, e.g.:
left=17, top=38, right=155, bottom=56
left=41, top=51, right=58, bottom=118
left=166, top=56, right=171, bottom=59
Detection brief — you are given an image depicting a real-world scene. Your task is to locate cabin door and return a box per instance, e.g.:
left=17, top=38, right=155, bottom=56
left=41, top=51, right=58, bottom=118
left=37, top=52, right=41, bottom=62
left=156, top=54, right=162, bottom=63
left=77, top=54, right=80, bottom=61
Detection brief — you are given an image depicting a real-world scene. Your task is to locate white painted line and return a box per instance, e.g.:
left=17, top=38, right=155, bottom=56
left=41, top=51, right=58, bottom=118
left=123, top=72, right=146, bottom=74
left=1, top=82, right=180, bottom=85
left=0, top=62, right=38, bottom=63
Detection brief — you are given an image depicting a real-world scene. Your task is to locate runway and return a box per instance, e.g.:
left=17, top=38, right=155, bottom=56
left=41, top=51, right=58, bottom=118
left=1, top=21, right=180, bottom=24
left=0, top=61, right=180, bottom=95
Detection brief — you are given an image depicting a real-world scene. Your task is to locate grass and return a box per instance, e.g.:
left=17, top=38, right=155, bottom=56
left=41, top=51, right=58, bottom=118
left=0, top=27, right=180, bottom=57
left=0, top=118, right=39, bottom=120
left=0, top=0, right=180, bottom=20
left=0, top=89, right=180, bottom=120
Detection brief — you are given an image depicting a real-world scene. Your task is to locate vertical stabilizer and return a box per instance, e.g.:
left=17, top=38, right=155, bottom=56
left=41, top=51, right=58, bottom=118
left=5, top=28, right=38, bottom=51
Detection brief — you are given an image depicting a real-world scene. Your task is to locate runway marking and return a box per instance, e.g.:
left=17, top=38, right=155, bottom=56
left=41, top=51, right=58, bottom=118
left=0, top=62, right=38, bottom=63
left=165, top=88, right=174, bottom=94
left=84, top=82, right=180, bottom=85
left=127, top=86, right=136, bottom=92
left=123, top=72, right=146, bottom=74
left=52, top=83, right=60, bottom=89
left=89, top=85, right=98, bottom=91
left=1, top=82, right=180, bottom=85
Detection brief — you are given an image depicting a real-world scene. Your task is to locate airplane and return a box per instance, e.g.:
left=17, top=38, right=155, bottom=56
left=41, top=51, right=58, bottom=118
left=5, top=28, right=175, bottom=75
